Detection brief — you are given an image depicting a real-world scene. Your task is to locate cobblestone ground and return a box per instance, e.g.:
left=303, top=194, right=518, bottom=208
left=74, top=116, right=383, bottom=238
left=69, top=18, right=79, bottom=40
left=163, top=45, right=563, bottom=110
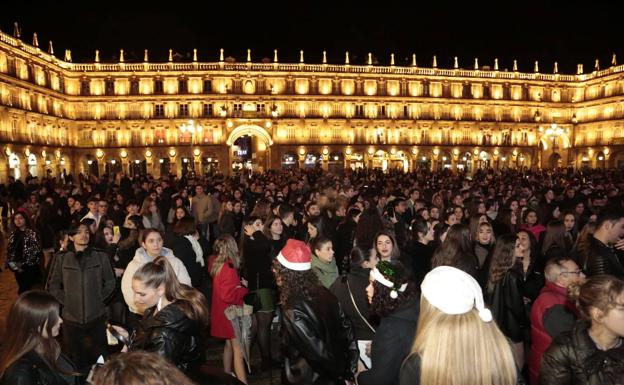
left=0, top=227, right=278, bottom=384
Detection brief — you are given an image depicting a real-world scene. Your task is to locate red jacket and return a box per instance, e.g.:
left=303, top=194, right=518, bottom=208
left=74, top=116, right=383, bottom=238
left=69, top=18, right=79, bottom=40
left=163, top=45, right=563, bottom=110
left=528, top=281, right=577, bottom=385
left=208, top=255, right=248, bottom=339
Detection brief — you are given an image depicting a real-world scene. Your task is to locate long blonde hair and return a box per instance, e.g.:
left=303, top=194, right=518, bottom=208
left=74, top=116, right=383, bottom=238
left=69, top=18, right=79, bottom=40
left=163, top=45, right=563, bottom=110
left=410, top=297, right=516, bottom=385
left=210, top=234, right=240, bottom=277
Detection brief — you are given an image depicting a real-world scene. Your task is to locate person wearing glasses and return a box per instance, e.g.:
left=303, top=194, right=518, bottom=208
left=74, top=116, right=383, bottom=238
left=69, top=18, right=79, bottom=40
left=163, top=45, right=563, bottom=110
left=528, top=256, right=585, bottom=385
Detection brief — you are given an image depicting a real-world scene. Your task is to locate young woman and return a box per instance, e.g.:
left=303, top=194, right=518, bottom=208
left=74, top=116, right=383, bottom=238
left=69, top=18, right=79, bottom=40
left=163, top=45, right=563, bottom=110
left=0, top=291, right=79, bottom=385
left=431, top=224, right=479, bottom=278
left=520, top=208, right=546, bottom=241
left=562, top=210, right=578, bottom=243
left=540, top=220, right=573, bottom=268
left=572, top=221, right=597, bottom=269
left=217, top=200, right=237, bottom=238
left=127, top=257, right=210, bottom=376
left=486, top=233, right=529, bottom=369
left=541, top=275, right=624, bottom=384
left=400, top=266, right=517, bottom=385
left=262, top=215, right=287, bottom=259
left=406, top=219, right=435, bottom=286
left=311, top=236, right=339, bottom=289
left=357, top=261, right=418, bottom=385
left=274, top=239, right=358, bottom=385
left=208, top=235, right=249, bottom=384
left=374, top=231, right=400, bottom=262
left=474, top=221, right=495, bottom=271
left=5, top=211, right=42, bottom=294
left=121, top=229, right=191, bottom=323
left=140, top=197, right=165, bottom=232
left=166, top=197, right=189, bottom=228
left=334, top=208, right=362, bottom=272
left=330, top=246, right=379, bottom=368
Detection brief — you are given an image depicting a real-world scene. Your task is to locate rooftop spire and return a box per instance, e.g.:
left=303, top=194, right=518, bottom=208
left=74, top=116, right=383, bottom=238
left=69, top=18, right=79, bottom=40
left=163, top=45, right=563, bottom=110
left=219, top=48, right=224, bottom=62
left=411, top=54, right=417, bottom=67
left=612, top=53, right=617, bottom=66
left=144, top=49, right=149, bottom=62
left=32, top=32, right=39, bottom=47
left=119, top=49, right=124, bottom=63
left=534, top=60, right=539, bottom=73
left=345, top=51, right=350, bottom=65
left=577, top=64, right=584, bottom=74
left=368, top=52, right=372, bottom=65
left=95, top=50, right=100, bottom=63
left=193, top=48, right=197, bottom=62
left=553, top=62, right=558, bottom=74
left=13, top=22, right=20, bottom=38
left=274, top=49, right=278, bottom=63
left=494, top=58, right=499, bottom=71
left=513, top=59, right=518, bottom=71
left=168, top=49, right=173, bottom=62
left=391, top=53, right=395, bottom=66
left=300, top=50, right=304, bottom=63
left=454, top=56, right=458, bottom=69
left=432, top=55, right=437, bottom=68
left=48, top=41, right=54, bottom=55
left=322, top=50, right=327, bottom=64
left=247, top=49, right=251, bottom=62
left=64, top=49, right=72, bottom=62
left=474, top=57, right=479, bottom=70
left=594, top=58, right=600, bottom=71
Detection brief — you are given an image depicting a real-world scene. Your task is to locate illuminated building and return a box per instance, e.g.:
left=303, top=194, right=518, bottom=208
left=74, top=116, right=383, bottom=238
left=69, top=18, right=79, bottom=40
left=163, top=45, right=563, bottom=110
left=0, top=27, right=623, bottom=179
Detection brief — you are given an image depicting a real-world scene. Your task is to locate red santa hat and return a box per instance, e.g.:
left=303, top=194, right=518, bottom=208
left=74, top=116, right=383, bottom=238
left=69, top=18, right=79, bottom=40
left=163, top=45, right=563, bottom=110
left=276, top=239, right=312, bottom=271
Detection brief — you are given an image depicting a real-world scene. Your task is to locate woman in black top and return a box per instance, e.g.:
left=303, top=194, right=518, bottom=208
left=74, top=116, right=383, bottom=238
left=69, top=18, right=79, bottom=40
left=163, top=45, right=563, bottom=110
left=0, top=291, right=79, bottom=385
left=6, top=211, right=42, bottom=294
left=405, top=219, right=435, bottom=287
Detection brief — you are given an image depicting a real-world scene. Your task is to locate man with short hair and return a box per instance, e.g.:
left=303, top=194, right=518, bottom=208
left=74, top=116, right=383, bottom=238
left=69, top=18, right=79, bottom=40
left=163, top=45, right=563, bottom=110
left=528, top=256, right=584, bottom=385
left=586, top=210, right=624, bottom=278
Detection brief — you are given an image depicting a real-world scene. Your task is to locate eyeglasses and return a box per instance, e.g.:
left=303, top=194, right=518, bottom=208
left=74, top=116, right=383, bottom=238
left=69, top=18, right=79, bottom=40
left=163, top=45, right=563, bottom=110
left=560, top=270, right=583, bottom=276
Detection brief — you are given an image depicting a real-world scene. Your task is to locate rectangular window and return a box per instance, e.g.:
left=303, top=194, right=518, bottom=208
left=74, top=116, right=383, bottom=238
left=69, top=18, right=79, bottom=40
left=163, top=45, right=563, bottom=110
left=355, top=105, right=364, bottom=118
left=105, top=79, right=115, bottom=96
left=203, top=103, right=213, bottom=117
left=130, top=79, right=139, bottom=95
left=154, top=104, right=164, bottom=117
left=179, top=104, right=189, bottom=117
left=178, top=79, right=187, bottom=94
left=59, top=76, right=65, bottom=93
left=80, top=80, right=90, bottom=96
left=379, top=105, right=386, bottom=117
left=154, top=79, right=164, bottom=94
left=203, top=79, right=212, bottom=93
left=403, top=105, right=409, bottom=118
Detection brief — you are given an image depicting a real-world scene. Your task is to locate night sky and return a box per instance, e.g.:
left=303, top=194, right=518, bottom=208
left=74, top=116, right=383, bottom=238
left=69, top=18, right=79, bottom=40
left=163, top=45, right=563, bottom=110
left=1, top=0, right=620, bottom=74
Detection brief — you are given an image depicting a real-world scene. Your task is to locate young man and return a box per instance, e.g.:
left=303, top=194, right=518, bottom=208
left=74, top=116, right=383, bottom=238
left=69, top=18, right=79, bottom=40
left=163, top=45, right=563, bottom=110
left=586, top=209, right=624, bottom=278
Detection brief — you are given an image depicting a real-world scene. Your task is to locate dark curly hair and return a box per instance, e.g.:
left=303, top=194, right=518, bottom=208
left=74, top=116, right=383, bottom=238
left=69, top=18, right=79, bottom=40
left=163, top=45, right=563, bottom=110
left=273, top=259, right=321, bottom=308
left=369, top=262, right=416, bottom=318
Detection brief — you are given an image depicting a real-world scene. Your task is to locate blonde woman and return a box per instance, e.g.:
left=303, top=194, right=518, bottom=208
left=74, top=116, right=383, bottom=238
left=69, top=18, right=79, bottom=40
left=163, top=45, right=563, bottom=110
left=400, top=266, right=517, bottom=385
left=208, top=235, right=249, bottom=384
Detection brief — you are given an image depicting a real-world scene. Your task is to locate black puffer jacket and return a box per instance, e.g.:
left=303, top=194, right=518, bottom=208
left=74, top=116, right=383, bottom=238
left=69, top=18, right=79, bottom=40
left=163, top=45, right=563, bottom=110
left=130, top=302, right=204, bottom=374
left=281, top=285, right=359, bottom=385
left=540, top=320, right=624, bottom=385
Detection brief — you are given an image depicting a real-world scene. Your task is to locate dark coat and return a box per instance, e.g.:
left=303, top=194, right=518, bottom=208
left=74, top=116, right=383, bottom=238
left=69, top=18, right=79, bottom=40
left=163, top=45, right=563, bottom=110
left=357, top=298, right=420, bottom=385
left=46, top=247, right=116, bottom=324
left=486, top=269, right=528, bottom=343
left=130, top=302, right=205, bottom=374
left=165, top=234, right=206, bottom=288
left=329, top=266, right=375, bottom=341
left=242, top=231, right=273, bottom=290
left=586, top=236, right=624, bottom=279
left=405, top=240, right=434, bottom=287
left=540, top=320, right=624, bottom=385
left=281, top=285, right=358, bottom=385
left=0, top=351, right=78, bottom=385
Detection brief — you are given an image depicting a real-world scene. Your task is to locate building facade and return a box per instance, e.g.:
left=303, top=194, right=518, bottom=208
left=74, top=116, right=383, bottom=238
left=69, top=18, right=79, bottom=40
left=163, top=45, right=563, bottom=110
left=1, top=28, right=624, bottom=180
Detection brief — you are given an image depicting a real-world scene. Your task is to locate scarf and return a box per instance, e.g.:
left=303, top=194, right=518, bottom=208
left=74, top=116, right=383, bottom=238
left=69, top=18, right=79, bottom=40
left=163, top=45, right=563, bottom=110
left=185, top=235, right=204, bottom=267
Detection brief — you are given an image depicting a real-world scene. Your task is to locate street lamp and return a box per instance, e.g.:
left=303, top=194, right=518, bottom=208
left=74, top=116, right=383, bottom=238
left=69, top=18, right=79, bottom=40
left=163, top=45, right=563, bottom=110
left=179, top=119, right=203, bottom=174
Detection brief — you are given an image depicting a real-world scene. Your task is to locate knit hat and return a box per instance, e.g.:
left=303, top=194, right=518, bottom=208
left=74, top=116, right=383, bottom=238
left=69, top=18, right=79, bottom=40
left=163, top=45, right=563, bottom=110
left=421, top=266, right=493, bottom=322
left=370, top=261, right=408, bottom=299
left=277, top=239, right=312, bottom=271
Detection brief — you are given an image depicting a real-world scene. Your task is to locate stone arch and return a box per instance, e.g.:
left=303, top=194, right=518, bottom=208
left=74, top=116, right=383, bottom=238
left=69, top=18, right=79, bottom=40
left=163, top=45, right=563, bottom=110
left=226, top=124, right=273, bottom=146
left=539, top=132, right=571, bottom=150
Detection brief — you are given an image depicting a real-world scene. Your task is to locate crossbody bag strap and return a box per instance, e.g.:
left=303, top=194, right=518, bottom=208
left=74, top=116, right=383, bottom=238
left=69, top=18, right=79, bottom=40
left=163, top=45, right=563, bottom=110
left=347, top=279, right=376, bottom=333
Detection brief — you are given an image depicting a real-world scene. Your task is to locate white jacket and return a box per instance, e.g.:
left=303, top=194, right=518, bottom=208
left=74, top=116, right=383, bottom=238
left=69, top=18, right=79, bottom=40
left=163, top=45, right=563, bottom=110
left=121, top=246, right=192, bottom=314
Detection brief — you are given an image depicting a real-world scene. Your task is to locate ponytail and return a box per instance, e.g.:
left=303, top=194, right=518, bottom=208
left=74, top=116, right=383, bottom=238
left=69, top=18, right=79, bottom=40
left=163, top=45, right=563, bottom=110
left=133, top=257, right=209, bottom=327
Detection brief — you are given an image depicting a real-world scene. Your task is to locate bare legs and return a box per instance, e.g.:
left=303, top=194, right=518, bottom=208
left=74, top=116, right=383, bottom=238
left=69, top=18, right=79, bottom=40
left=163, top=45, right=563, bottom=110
left=223, top=338, right=248, bottom=384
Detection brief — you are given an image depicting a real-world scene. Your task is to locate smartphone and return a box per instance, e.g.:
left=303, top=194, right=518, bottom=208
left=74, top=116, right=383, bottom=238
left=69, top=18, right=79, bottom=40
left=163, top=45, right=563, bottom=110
left=113, top=226, right=120, bottom=236
left=107, top=324, right=130, bottom=346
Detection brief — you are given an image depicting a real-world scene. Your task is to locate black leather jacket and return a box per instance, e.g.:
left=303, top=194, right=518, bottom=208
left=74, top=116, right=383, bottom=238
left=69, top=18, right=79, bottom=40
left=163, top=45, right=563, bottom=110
left=281, top=285, right=359, bottom=385
left=130, top=302, right=204, bottom=373
left=486, top=269, right=528, bottom=343
left=586, top=236, right=624, bottom=279
left=540, top=320, right=624, bottom=385
left=0, top=351, right=78, bottom=385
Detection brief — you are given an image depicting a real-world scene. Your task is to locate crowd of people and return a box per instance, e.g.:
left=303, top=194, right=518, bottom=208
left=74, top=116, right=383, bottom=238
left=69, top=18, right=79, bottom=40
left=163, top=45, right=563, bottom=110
left=0, top=165, right=623, bottom=385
